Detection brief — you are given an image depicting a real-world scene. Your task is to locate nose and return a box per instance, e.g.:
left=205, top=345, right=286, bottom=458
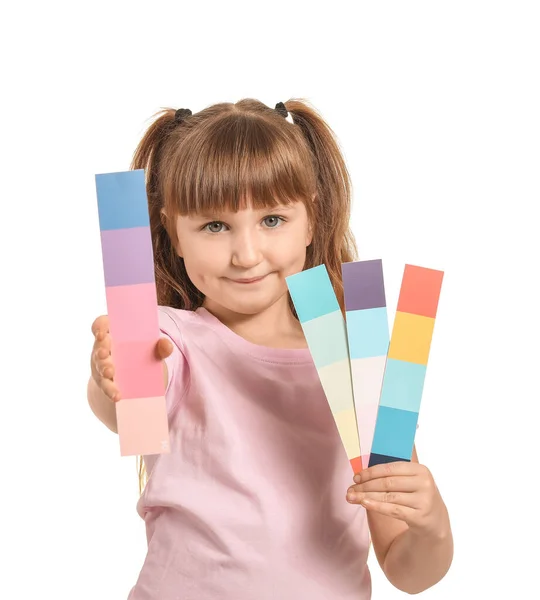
left=231, top=230, right=263, bottom=269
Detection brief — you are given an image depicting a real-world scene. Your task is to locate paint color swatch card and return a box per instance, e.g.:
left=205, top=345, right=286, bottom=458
left=342, top=259, right=389, bottom=469
left=287, top=265, right=362, bottom=473
left=369, top=264, right=443, bottom=467
left=95, top=169, right=170, bottom=457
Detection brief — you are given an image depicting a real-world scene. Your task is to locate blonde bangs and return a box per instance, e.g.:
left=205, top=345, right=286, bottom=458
left=162, top=112, right=317, bottom=217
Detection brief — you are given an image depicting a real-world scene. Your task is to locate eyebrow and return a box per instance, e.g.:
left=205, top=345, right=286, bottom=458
left=190, top=204, right=296, bottom=220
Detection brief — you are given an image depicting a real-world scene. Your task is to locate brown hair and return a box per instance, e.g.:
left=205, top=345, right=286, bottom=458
left=131, top=98, right=358, bottom=493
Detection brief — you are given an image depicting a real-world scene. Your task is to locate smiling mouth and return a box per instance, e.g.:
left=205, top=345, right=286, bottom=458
left=228, top=275, right=268, bottom=284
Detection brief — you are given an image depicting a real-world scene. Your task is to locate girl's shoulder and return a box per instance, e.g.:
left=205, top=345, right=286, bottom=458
left=158, top=305, right=200, bottom=326
left=157, top=306, right=203, bottom=350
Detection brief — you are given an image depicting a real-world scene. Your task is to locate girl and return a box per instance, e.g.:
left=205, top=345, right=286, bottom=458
left=88, top=98, right=453, bottom=599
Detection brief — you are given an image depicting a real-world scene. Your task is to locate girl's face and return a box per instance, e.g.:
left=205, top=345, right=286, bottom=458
left=175, top=200, right=312, bottom=315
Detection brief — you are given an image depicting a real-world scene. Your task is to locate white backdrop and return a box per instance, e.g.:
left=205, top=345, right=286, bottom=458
left=1, top=1, right=538, bottom=598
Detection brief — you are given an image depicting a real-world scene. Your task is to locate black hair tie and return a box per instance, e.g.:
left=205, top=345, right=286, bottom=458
left=175, top=108, right=192, bottom=123
left=274, top=102, right=288, bottom=118
left=275, top=101, right=294, bottom=124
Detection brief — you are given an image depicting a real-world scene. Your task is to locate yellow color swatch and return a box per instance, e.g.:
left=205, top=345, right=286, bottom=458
left=388, top=311, right=435, bottom=365
left=334, top=408, right=361, bottom=459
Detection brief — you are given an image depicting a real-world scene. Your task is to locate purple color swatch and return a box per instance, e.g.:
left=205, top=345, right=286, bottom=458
left=101, top=226, right=155, bottom=287
left=342, top=259, right=386, bottom=311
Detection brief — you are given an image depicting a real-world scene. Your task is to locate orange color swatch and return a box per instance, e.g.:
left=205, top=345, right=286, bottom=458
left=396, top=265, right=444, bottom=318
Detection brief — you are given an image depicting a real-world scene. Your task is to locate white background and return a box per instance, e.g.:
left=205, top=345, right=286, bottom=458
left=1, top=1, right=539, bottom=598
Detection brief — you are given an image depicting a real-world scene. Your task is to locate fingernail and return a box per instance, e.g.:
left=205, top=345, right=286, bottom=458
left=347, top=492, right=356, bottom=502
left=353, top=474, right=361, bottom=483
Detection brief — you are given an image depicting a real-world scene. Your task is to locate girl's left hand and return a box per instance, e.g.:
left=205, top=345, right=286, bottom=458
left=347, top=461, right=448, bottom=536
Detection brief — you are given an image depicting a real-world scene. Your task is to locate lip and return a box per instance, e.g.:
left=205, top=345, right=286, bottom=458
left=228, top=275, right=268, bottom=284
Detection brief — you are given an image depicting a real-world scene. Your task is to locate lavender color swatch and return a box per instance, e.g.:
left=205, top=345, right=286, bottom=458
left=101, top=227, right=155, bottom=287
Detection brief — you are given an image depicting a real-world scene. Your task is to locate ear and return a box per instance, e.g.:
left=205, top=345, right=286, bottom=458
left=306, top=220, right=314, bottom=247
left=161, top=208, right=183, bottom=258
left=160, top=207, right=169, bottom=226
left=306, top=193, right=316, bottom=246
left=175, top=232, right=183, bottom=258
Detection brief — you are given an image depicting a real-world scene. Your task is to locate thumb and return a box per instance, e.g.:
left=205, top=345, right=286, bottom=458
left=156, top=337, right=174, bottom=360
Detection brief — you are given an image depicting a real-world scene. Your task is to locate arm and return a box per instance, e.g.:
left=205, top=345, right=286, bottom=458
left=87, top=375, right=118, bottom=433
left=351, top=446, right=453, bottom=594
left=377, top=511, right=453, bottom=594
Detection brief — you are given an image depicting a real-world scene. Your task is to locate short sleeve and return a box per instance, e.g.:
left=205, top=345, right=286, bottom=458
left=158, top=307, right=190, bottom=417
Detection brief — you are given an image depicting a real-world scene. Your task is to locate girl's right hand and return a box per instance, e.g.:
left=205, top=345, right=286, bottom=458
left=91, top=315, right=173, bottom=402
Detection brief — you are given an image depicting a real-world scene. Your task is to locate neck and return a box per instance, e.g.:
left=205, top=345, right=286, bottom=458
left=202, top=294, right=306, bottom=348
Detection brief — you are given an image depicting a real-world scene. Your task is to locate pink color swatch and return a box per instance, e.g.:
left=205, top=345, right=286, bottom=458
left=116, top=397, right=170, bottom=456
left=106, top=283, right=160, bottom=342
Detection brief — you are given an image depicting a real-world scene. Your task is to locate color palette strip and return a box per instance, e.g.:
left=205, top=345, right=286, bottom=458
left=369, top=264, right=443, bottom=466
left=287, top=265, right=361, bottom=473
left=95, top=169, right=170, bottom=457
left=342, top=259, right=389, bottom=470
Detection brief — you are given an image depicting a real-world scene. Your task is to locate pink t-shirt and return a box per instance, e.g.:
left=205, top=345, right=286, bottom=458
left=128, top=306, right=371, bottom=600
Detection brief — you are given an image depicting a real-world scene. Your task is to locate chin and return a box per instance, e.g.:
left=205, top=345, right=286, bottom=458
left=206, top=288, right=287, bottom=316
left=226, top=296, right=281, bottom=315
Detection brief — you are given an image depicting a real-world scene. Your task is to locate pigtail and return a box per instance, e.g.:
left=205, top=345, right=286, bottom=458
left=130, top=109, right=204, bottom=310
left=283, top=99, right=358, bottom=310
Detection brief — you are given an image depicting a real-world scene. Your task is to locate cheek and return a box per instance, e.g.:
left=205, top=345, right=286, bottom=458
left=272, top=233, right=308, bottom=269
left=183, top=245, right=224, bottom=279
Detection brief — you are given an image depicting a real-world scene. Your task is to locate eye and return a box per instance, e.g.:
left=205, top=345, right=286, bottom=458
left=203, top=221, right=226, bottom=233
left=263, top=216, right=284, bottom=228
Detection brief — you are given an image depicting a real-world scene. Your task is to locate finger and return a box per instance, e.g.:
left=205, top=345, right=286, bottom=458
left=93, top=340, right=111, bottom=359
left=93, top=343, right=112, bottom=366
left=96, top=353, right=114, bottom=378
left=353, top=461, right=422, bottom=484
left=91, top=315, right=110, bottom=339
left=100, top=377, right=121, bottom=402
left=350, top=475, right=420, bottom=494
left=92, top=347, right=114, bottom=379
left=347, top=489, right=422, bottom=509
left=100, top=361, right=115, bottom=380
left=92, top=332, right=112, bottom=358
left=349, top=495, right=418, bottom=522
left=156, top=337, right=173, bottom=359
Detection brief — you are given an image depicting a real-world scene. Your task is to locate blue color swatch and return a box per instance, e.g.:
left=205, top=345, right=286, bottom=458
left=287, top=265, right=340, bottom=323
left=96, top=169, right=150, bottom=231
